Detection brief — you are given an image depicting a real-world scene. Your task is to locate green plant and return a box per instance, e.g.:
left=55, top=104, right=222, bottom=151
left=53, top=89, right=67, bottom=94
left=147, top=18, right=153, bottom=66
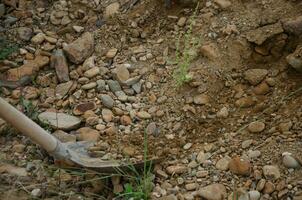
left=0, top=38, right=18, bottom=61
left=19, top=97, right=39, bottom=121
left=115, top=130, right=154, bottom=200
left=173, top=3, right=201, bottom=87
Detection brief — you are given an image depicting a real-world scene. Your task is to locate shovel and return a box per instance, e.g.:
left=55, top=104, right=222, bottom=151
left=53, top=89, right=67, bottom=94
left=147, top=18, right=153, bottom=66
left=0, top=97, right=158, bottom=172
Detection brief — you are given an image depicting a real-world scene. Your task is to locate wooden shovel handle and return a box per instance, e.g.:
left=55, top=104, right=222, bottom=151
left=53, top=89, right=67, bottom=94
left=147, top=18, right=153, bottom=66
left=0, top=97, right=59, bottom=153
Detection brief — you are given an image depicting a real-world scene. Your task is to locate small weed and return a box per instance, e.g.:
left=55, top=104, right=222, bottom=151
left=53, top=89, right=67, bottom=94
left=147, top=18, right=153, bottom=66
left=173, top=3, right=201, bottom=87
left=115, top=130, right=154, bottom=200
left=19, top=97, right=53, bottom=132
left=0, top=38, right=19, bottom=61
left=19, top=97, right=39, bottom=122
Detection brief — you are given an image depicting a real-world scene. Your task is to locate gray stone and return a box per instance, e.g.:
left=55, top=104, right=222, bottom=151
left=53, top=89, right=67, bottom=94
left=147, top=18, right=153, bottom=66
left=107, top=80, right=121, bottom=92
left=248, top=190, right=261, bottom=200
left=82, top=82, right=97, bottom=90
left=96, top=79, right=106, bottom=91
left=132, top=82, right=142, bottom=93
left=100, top=94, right=114, bottom=108
left=282, top=152, right=301, bottom=169
left=38, top=112, right=81, bottom=130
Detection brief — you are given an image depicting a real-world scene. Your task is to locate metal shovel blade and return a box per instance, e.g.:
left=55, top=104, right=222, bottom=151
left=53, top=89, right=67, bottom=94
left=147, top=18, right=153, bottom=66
left=0, top=97, right=158, bottom=172
left=63, top=141, right=159, bottom=172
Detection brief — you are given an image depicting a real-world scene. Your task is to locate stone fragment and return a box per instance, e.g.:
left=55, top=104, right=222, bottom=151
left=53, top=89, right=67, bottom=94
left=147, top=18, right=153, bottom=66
left=38, top=112, right=81, bottom=130
left=51, top=49, right=70, bottom=82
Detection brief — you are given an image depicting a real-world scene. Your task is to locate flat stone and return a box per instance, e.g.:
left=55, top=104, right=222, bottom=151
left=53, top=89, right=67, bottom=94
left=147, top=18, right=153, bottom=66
left=248, top=121, right=265, bottom=133
left=166, top=165, right=187, bottom=174
left=73, top=102, right=96, bottom=115
left=84, top=67, right=100, bottom=78
left=193, top=94, right=210, bottom=105
left=31, top=33, right=45, bottom=44
left=244, top=69, right=268, bottom=85
left=106, top=48, right=118, bottom=58
left=56, top=81, right=73, bottom=99
left=63, top=32, right=94, bottom=64
left=197, top=184, right=227, bottom=200
left=82, top=82, right=97, bottom=90
left=51, top=49, right=70, bottom=83
left=38, top=112, right=81, bottom=130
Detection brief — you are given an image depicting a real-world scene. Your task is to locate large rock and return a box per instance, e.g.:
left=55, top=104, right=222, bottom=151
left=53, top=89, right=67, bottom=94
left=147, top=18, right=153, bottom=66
left=51, top=49, right=70, bottom=82
left=6, top=56, right=49, bottom=81
left=63, top=32, right=94, bottom=64
left=244, top=69, right=268, bottom=85
left=197, top=184, right=227, bottom=200
left=38, top=112, right=81, bottom=131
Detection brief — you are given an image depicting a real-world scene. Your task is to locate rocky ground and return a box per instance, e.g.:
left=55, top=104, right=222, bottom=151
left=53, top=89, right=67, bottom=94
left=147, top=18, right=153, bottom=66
left=1, top=0, right=302, bottom=199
